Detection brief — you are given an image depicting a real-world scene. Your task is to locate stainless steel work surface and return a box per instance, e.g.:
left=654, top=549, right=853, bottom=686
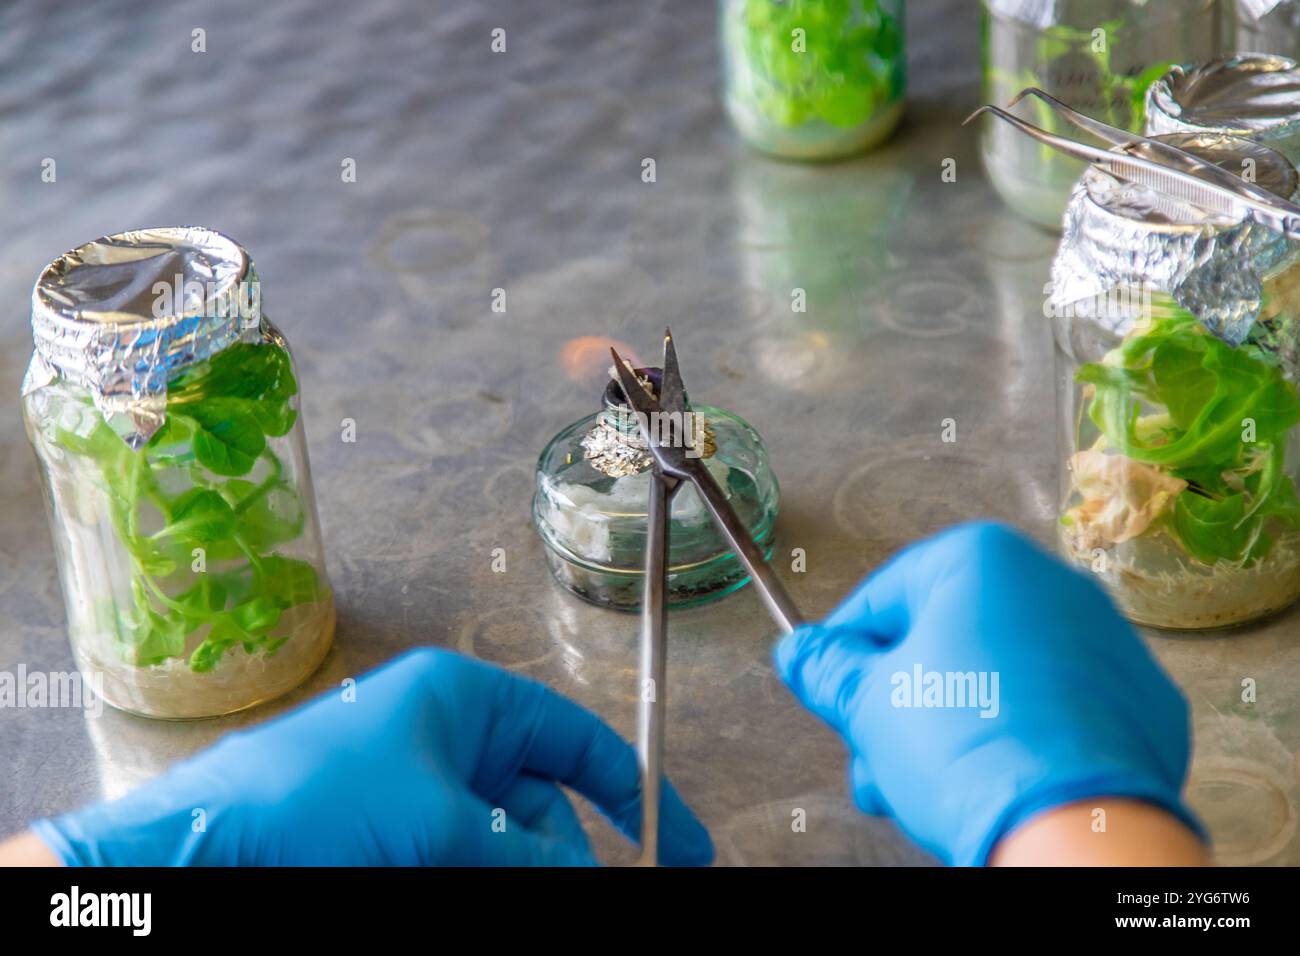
left=0, top=0, right=1294, bottom=866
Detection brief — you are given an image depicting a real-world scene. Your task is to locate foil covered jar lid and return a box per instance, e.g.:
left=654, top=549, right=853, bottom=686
left=23, top=226, right=263, bottom=446
left=1234, top=0, right=1294, bottom=25
left=1050, top=132, right=1300, bottom=350
left=984, top=0, right=1189, bottom=29
left=1146, top=53, right=1300, bottom=140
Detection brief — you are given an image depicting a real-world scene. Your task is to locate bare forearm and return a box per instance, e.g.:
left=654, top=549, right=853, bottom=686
left=0, top=831, right=61, bottom=866
left=991, top=799, right=1209, bottom=866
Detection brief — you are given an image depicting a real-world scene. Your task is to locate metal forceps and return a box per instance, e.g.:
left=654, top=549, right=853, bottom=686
left=609, top=330, right=803, bottom=866
left=965, top=86, right=1300, bottom=239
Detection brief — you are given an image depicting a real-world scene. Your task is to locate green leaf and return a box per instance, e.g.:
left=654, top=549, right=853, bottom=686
left=173, top=576, right=229, bottom=632
left=251, top=400, right=297, bottom=438
left=1078, top=314, right=1300, bottom=467
left=231, top=596, right=282, bottom=635
left=170, top=342, right=297, bottom=404
left=225, top=478, right=305, bottom=549
left=1172, top=492, right=1262, bottom=565
left=187, top=402, right=266, bottom=476
left=189, top=618, right=245, bottom=673
left=1131, top=60, right=1175, bottom=122
left=253, top=555, right=321, bottom=608
left=127, top=610, right=189, bottom=667
left=154, top=488, right=237, bottom=543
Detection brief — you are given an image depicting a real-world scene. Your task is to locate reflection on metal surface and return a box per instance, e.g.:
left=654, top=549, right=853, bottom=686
left=508, top=257, right=657, bottom=334
left=86, top=709, right=195, bottom=802
left=481, top=460, right=535, bottom=509
left=456, top=605, right=567, bottom=673
left=833, top=445, right=1030, bottom=545
left=1189, top=759, right=1296, bottom=865
left=878, top=278, right=977, bottom=338
left=729, top=154, right=911, bottom=350
left=744, top=331, right=841, bottom=391
left=962, top=209, right=1058, bottom=264
left=714, top=793, right=932, bottom=866
left=369, top=211, right=488, bottom=275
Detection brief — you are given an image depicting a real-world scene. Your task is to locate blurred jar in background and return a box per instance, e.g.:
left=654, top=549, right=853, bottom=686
left=981, top=0, right=1223, bottom=230
left=1230, top=1, right=1300, bottom=56
left=720, top=0, right=906, bottom=161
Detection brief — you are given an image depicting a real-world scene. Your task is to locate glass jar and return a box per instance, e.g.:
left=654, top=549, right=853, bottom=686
left=720, top=0, right=905, bottom=161
left=981, top=0, right=1223, bottom=230
left=1050, top=134, right=1300, bottom=629
left=534, top=367, right=780, bottom=610
left=1145, top=53, right=1300, bottom=164
left=1229, top=0, right=1300, bottom=56
left=21, top=227, right=335, bottom=718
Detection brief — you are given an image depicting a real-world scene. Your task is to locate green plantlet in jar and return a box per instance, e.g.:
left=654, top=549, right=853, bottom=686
left=732, top=0, right=903, bottom=130
left=1075, top=308, right=1300, bottom=566
left=53, top=342, right=325, bottom=672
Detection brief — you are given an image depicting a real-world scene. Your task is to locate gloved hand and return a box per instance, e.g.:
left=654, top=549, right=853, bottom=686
left=34, top=648, right=713, bottom=866
left=775, top=521, right=1202, bottom=866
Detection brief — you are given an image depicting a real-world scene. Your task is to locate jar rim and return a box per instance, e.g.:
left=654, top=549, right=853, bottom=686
left=23, top=226, right=266, bottom=447
left=1147, top=53, right=1300, bottom=138
left=32, top=226, right=251, bottom=330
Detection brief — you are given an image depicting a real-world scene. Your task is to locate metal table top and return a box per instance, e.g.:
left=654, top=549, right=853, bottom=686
left=1, top=0, right=1295, bottom=866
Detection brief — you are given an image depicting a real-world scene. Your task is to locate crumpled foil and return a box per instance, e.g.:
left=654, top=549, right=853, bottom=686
left=1236, top=0, right=1291, bottom=25
left=21, top=227, right=262, bottom=447
left=982, top=0, right=1066, bottom=30
left=1050, top=133, right=1300, bottom=367
left=582, top=409, right=717, bottom=478
left=1146, top=54, right=1300, bottom=150
left=582, top=416, right=655, bottom=477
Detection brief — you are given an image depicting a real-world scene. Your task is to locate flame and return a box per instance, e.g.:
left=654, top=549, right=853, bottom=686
left=560, top=335, right=642, bottom=387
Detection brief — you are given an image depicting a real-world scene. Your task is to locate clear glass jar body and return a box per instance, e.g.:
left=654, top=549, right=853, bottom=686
left=1053, top=281, right=1300, bottom=630
left=720, top=0, right=905, bottom=161
left=1232, top=1, right=1300, bottom=57
left=533, top=405, right=780, bottom=610
left=23, top=332, right=335, bottom=718
left=981, top=0, right=1222, bottom=229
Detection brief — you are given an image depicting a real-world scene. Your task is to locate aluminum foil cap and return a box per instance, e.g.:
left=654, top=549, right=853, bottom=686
left=982, top=0, right=1062, bottom=29
left=984, top=1, right=1181, bottom=30
left=1050, top=132, right=1300, bottom=347
left=1146, top=54, right=1300, bottom=141
left=23, top=226, right=262, bottom=446
left=1235, top=0, right=1292, bottom=25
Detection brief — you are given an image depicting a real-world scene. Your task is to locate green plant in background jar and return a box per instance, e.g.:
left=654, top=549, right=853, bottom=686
left=721, top=0, right=905, bottom=161
left=981, top=0, right=1222, bottom=229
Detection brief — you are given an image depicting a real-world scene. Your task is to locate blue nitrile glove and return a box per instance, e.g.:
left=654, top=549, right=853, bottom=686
left=775, top=521, right=1202, bottom=867
left=33, top=648, right=713, bottom=866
